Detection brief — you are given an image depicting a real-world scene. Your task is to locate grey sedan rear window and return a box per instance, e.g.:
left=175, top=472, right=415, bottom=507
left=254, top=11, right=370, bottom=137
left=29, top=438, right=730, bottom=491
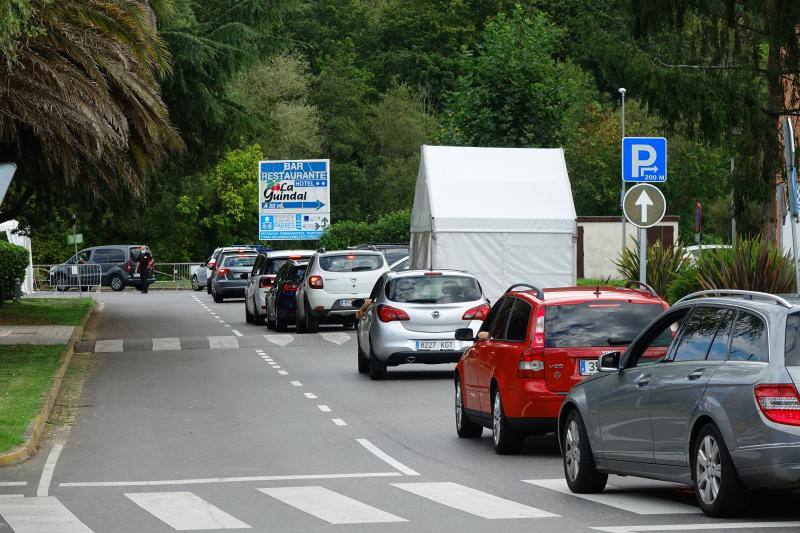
left=222, top=255, right=257, bottom=267
left=728, top=312, right=768, bottom=363
left=385, top=276, right=482, bottom=304
left=320, top=254, right=383, bottom=272
left=786, top=314, right=800, bottom=366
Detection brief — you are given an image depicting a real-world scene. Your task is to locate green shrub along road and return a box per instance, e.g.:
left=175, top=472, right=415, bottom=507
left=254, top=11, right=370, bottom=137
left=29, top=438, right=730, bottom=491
left=0, top=298, right=93, bottom=326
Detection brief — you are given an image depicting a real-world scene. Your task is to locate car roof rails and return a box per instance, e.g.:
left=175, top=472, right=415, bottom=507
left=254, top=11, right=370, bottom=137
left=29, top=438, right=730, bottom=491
left=624, top=280, right=658, bottom=297
left=675, top=289, right=793, bottom=309
left=506, top=283, right=544, bottom=300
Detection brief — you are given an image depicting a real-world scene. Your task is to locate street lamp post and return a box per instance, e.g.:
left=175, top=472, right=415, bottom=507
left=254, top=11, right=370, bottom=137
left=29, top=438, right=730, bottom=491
left=619, top=88, right=627, bottom=254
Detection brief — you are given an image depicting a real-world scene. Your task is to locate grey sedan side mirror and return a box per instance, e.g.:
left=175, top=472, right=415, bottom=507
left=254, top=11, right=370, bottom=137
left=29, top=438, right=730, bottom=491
left=599, top=351, right=622, bottom=372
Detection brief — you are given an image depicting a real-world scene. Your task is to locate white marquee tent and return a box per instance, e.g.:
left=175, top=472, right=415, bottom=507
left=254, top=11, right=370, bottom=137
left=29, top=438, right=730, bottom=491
left=0, top=220, right=34, bottom=294
left=410, top=145, right=577, bottom=302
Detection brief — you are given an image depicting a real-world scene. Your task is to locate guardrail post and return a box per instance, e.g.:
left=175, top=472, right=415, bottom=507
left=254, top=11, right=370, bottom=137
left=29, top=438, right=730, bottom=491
left=0, top=282, right=4, bottom=307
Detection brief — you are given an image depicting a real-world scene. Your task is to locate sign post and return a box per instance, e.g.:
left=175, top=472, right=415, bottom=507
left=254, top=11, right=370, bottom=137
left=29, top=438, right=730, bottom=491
left=783, top=118, right=800, bottom=294
left=258, top=159, right=331, bottom=241
left=623, top=184, right=667, bottom=284
left=622, top=137, right=668, bottom=285
left=695, top=202, right=702, bottom=245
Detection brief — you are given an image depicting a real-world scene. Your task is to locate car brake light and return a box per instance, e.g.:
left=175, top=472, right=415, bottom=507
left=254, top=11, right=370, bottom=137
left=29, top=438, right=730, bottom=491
left=217, top=267, right=229, bottom=277
left=754, top=384, right=800, bottom=426
left=377, top=304, right=410, bottom=322
left=259, top=277, right=273, bottom=288
left=289, top=255, right=301, bottom=260
left=462, top=304, right=490, bottom=321
left=532, top=305, right=546, bottom=348
left=424, top=271, right=442, bottom=276
left=281, top=282, right=299, bottom=292
left=308, top=275, right=324, bottom=289
left=125, top=261, right=132, bottom=272
left=518, top=347, right=545, bottom=378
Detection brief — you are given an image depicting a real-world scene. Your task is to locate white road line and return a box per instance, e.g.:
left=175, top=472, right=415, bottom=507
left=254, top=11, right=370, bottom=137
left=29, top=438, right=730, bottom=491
left=0, top=496, right=94, bottom=533
left=94, top=339, right=123, bottom=353
left=231, top=330, right=243, bottom=336
left=208, top=336, right=239, bottom=349
left=356, top=439, right=420, bottom=476
left=0, top=482, right=27, bottom=487
left=591, top=523, right=800, bottom=533
left=278, top=370, right=289, bottom=375
left=126, top=491, right=250, bottom=530
left=523, top=479, right=700, bottom=515
left=152, top=338, right=181, bottom=351
left=391, top=482, right=559, bottom=519
left=317, top=405, right=331, bottom=412
left=304, top=393, right=317, bottom=399
left=319, top=332, right=351, bottom=345
left=258, top=486, right=406, bottom=525
left=37, top=443, right=64, bottom=497
left=332, top=419, right=348, bottom=426
left=0, top=494, right=24, bottom=498
left=290, top=381, right=302, bottom=387
left=271, top=365, right=281, bottom=369
left=264, top=334, right=293, bottom=347
left=60, top=472, right=403, bottom=487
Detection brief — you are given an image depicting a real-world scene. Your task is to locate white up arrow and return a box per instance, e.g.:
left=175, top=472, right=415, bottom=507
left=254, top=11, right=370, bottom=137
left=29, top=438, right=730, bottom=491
left=635, top=189, right=654, bottom=223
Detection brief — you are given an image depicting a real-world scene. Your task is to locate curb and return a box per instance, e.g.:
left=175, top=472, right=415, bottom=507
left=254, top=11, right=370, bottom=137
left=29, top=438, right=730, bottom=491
left=0, top=300, right=96, bottom=467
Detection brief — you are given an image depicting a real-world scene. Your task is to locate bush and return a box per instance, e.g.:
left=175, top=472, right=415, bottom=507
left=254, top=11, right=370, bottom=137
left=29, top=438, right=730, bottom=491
left=320, top=210, right=410, bottom=250
left=0, top=241, right=29, bottom=298
left=667, top=237, right=796, bottom=302
left=614, top=239, right=688, bottom=298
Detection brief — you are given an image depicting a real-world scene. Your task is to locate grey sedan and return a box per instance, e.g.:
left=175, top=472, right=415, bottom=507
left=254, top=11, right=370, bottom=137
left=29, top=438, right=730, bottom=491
left=559, top=290, right=800, bottom=517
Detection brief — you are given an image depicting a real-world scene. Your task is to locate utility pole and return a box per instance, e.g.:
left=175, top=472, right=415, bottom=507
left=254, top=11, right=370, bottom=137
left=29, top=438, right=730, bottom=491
left=619, top=88, right=627, bottom=254
left=730, top=156, right=736, bottom=245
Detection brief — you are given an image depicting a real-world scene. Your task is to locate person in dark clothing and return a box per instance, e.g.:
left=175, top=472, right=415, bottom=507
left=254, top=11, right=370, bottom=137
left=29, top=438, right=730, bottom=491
left=136, top=250, right=154, bottom=293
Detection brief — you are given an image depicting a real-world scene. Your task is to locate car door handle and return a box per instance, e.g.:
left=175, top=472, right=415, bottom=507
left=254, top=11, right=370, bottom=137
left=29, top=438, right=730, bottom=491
left=635, top=374, right=651, bottom=387
left=687, top=368, right=705, bottom=381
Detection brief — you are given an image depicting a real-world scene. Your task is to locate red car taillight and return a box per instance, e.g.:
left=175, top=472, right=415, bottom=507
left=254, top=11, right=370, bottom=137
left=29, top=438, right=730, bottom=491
left=308, top=275, right=324, bottom=289
left=519, top=305, right=546, bottom=378
left=259, top=276, right=273, bottom=288
left=125, top=261, right=132, bottom=273
left=754, top=384, right=800, bottom=426
left=462, top=303, right=490, bottom=321
left=217, top=267, right=230, bottom=277
left=377, top=304, right=410, bottom=322
left=281, top=282, right=299, bottom=292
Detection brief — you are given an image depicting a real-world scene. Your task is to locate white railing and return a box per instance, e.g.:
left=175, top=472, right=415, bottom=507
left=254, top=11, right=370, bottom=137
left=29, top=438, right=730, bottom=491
left=46, top=263, right=102, bottom=293
left=33, top=262, right=205, bottom=291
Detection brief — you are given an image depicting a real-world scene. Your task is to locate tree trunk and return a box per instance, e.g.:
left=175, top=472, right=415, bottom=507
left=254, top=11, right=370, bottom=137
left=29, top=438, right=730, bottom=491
left=764, top=0, right=782, bottom=243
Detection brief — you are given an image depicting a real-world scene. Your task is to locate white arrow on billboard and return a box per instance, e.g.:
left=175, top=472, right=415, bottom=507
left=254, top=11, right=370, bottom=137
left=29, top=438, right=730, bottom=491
left=635, top=189, right=654, bottom=223
left=0, top=163, right=16, bottom=207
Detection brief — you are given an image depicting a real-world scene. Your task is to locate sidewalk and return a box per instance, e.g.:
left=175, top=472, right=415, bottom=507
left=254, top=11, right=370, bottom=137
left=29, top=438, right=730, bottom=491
left=0, top=326, right=75, bottom=345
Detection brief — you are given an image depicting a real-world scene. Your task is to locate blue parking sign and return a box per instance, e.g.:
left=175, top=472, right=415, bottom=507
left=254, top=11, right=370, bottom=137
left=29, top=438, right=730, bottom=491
left=622, top=137, right=667, bottom=183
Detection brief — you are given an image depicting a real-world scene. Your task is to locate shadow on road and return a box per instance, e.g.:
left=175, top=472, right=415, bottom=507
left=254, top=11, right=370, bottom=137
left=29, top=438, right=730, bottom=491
left=383, top=369, right=454, bottom=381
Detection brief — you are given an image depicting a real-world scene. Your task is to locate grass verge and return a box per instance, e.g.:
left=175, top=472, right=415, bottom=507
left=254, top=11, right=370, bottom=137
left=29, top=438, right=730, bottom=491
left=0, top=298, right=93, bottom=325
left=0, top=345, right=64, bottom=452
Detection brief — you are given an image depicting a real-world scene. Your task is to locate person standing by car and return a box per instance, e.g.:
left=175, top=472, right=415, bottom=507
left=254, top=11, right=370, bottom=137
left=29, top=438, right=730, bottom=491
left=136, top=249, right=154, bottom=293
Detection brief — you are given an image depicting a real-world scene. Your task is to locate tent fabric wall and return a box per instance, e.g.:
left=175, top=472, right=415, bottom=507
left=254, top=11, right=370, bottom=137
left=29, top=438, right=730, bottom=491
left=0, top=220, right=34, bottom=294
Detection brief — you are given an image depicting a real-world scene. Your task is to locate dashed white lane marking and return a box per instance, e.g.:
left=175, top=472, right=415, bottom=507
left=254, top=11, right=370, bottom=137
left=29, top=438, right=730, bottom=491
left=153, top=337, right=181, bottom=351
left=278, top=370, right=288, bottom=375
left=37, top=443, right=64, bottom=497
left=60, top=472, right=403, bottom=487
left=208, top=336, right=238, bottom=349
left=0, top=482, right=26, bottom=487
left=332, top=419, right=348, bottom=426
left=391, top=482, right=559, bottom=519
left=258, top=486, right=406, bottom=525
left=319, top=332, right=351, bottom=345
left=224, top=325, right=232, bottom=328
left=232, top=330, right=243, bottom=337
left=218, top=320, right=225, bottom=324
left=591, top=523, right=800, bottom=533
left=0, top=496, right=94, bottom=532
left=96, top=302, right=105, bottom=312
left=94, top=339, right=123, bottom=353
left=126, top=491, right=250, bottom=530
left=356, top=439, right=420, bottom=476
left=271, top=365, right=281, bottom=369
left=290, top=381, right=302, bottom=387
left=317, top=405, right=331, bottom=412
left=264, top=334, right=293, bottom=347
left=304, top=393, right=317, bottom=399
left=524, top=479, right=700, bottom=515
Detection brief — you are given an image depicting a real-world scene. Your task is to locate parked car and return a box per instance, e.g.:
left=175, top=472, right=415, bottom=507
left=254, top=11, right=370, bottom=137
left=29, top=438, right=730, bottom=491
left=389, top=255, right=410, bottom=272
left=211, top=251, right=258, bottom=303
left=245, top=250, right=315, bottom=325
left=355, top=270, right=488, bottom=380
left=265, top=259, right=309, bottom=331
left=295, top=250, right=389, bottom=333
left=192, top=255, right=212, bottom=291
left=454, top=282, right=668, bottom=454
left=50, top=245, right=155, bottom=291
left=352, top=243, right=409, bottom=265
left=558, top=289, right=800, bottom=517
left=205, top=246, right=254, bottom=294
left=682, top=244, right=733, bottom=264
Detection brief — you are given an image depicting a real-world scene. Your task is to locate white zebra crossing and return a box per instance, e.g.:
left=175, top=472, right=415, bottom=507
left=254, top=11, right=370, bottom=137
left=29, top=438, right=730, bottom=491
left=318, top=332, right=351, bottom=345
left=0, top=496, right=93, bottom=533
left=152, top=337, right=181, bottom=351
left=258, top=486, right=406, bottom=524
left=126, top=491, right=250, bottom=530
left=208, top=336, right=238, bottom=349
left=94, top=339, right=123, bottom=353
left=264, top=334, right=293, bottom=347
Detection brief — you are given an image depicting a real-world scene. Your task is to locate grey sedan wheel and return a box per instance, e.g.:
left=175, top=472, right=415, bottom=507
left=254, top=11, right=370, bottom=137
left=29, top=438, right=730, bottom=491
left=692, top=423, right=749, bottom=517
left=191, top=275, right=201, bottom=291
left=562, top=410, right=607, bottom=493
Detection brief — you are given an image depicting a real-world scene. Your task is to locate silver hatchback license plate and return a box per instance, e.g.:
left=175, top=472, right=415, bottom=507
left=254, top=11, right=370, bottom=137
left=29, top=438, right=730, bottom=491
left=579, top=359, right=599, bottom=376
left=337, top=298, right=353, bottom=307
left=416, top=340, right=455, bottom=351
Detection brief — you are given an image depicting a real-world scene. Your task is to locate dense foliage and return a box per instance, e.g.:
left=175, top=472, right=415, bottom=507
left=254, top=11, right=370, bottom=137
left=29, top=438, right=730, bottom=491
left=614, top=239, right=689, bottom=298
left=0, top=241, right=29, bottom=298
left=320, top=211, right=411, bottom=250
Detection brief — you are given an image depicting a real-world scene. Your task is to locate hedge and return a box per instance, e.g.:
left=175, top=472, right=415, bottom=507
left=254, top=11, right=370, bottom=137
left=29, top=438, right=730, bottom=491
left=0, top=241, right=29, bottom=298
left=320, top=210, right=410, bottom=250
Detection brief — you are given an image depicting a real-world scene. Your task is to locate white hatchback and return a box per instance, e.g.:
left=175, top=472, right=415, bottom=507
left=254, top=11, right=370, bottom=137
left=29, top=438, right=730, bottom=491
left=295, top=250, right=389, bottom=333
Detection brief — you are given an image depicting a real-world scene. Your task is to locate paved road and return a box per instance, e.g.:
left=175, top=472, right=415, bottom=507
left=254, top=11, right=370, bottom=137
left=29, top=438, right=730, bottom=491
left=2, top=290, right=800, bottom=532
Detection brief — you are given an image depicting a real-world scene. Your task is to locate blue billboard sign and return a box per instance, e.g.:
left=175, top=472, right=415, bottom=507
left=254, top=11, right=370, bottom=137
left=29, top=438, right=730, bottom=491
left=622, top=137, right=667, bottom=183
left=258, top=159, right=330, bottom=240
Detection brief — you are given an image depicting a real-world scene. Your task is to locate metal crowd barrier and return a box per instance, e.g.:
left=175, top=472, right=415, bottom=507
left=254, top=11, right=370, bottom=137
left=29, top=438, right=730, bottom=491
left=33, top=262, right=204, bottom=291
left=46, top=263, right=102, bottom=293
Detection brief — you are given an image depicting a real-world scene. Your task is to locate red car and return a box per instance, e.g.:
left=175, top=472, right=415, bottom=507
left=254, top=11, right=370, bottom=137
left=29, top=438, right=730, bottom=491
left=454, top=282, right=669, bottom=454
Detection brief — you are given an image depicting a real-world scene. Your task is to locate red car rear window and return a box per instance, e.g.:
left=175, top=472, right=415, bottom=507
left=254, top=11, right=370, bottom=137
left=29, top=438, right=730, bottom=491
left=544, top=301, right=666, bottom=348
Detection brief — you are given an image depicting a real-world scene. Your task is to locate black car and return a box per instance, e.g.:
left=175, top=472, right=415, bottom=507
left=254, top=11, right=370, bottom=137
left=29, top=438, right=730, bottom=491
left=351, top=243, right=409, bottom=265
left=266, top=260, right=308, bottom=331
left=50, top=245, right=154, bottom=291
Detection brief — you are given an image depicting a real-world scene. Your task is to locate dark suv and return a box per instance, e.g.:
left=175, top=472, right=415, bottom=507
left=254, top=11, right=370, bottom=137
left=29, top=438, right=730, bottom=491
left=50, top=245, right=154, bottom=291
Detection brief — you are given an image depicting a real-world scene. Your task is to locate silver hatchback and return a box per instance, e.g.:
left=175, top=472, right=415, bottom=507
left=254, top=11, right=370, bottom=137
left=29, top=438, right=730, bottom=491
left=559, top=290, right=800, bottom=517
left=355, top=270, right=488, bottom=380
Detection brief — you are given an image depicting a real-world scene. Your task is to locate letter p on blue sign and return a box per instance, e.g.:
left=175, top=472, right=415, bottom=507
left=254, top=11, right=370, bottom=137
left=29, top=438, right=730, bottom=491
left=623, top=137, right=667, bottom=183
